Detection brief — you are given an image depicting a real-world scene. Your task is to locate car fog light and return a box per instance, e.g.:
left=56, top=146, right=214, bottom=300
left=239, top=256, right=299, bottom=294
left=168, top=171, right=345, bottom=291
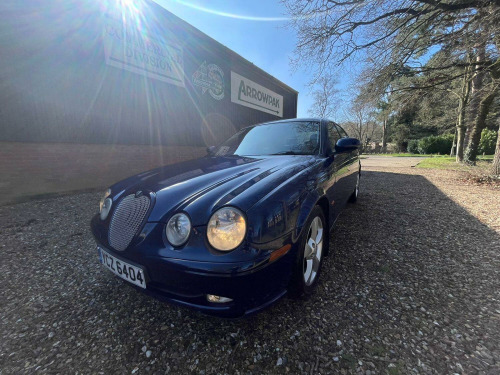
left=207, top=294, right=233, bottom=303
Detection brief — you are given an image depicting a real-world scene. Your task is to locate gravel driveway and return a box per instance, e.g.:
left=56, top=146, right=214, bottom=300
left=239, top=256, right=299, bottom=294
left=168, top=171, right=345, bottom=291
left=1, top=160, right=500, bottom=374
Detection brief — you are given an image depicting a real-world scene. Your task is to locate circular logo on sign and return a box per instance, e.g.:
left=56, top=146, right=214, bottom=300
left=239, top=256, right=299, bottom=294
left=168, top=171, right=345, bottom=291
left=192, top=61, right=225, bottom=101
left=207, top=64, right=224, bottom=100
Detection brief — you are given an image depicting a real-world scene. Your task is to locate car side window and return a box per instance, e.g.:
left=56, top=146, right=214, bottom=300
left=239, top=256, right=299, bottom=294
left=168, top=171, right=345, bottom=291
left=336, top=125, right=348, bottom=138
left=327, top=122, right=341, bottom=152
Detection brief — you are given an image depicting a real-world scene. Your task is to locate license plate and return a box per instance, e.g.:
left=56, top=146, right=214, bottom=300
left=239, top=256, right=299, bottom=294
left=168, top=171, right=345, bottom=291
left=97, top=247, right=146, bottom=289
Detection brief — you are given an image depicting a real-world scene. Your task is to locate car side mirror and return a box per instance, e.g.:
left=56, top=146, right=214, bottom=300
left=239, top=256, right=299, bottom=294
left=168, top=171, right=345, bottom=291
left=335, top=137, right=361, bottom=153
left=206, top=146, right=216, bottom=156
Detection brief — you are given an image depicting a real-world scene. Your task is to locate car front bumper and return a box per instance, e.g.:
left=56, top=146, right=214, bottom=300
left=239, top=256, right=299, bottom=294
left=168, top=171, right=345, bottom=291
left=93, top=241, right=296, bottom=318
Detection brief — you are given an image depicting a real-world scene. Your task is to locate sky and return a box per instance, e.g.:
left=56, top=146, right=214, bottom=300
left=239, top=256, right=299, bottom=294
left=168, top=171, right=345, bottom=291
left=153, top=0, right=351, bottom=119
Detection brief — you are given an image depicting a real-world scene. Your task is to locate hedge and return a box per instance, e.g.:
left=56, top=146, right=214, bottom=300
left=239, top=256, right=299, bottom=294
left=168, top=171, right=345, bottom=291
left=478, top=128, right=497, bottom=155
left=417, top=134, right=454, bottom=155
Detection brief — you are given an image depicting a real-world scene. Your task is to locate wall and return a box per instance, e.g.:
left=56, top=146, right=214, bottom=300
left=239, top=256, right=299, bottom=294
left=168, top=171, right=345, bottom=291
left=0, top=142, right=205, bottom=205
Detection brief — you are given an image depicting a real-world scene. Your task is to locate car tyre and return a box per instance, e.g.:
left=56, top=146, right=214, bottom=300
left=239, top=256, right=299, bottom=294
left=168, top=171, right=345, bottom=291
left=348, top=171, right=360, bottom=203
left=289, top=205, right=326, bottom=297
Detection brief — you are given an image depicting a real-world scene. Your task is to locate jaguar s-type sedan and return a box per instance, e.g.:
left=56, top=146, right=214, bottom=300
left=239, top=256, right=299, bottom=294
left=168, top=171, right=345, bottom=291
left=91, top=118, right=361, bottom=317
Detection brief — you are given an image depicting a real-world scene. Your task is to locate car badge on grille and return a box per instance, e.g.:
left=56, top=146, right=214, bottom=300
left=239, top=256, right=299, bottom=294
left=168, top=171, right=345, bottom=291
left=135, top=191, right=143, bottom=198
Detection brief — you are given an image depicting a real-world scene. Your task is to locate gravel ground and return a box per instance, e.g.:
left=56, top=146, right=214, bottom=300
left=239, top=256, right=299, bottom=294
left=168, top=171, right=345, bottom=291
left=1, top=161, right=500, bottom=374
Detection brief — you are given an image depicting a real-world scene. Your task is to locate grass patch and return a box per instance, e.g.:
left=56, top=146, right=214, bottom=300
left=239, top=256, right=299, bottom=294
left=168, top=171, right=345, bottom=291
left=366, top=153, right=494, bottom=159
left=478, top=155, right=494, bottom=160
left=416, top=157, right=456, bottom=169
left=416, top=157, right=493, bottom=169
left=391, top=153, right=446, bottom=157
left=366, top=153, right=445, bottom=157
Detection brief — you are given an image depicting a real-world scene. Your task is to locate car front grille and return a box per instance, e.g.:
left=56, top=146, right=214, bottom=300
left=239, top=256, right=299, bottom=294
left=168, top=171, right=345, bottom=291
left=108, top=194, right=151, bottom=251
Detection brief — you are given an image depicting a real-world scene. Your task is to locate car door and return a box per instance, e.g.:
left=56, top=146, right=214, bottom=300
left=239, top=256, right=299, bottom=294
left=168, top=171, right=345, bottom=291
left=324, top=122, right=351, bottom=219
left=323, top=122, right=345, bottom=223
left=335, top=124, right=359, bottom=206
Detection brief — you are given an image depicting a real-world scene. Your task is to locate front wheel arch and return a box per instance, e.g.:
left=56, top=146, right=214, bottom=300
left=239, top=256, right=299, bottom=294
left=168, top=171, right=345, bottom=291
left=295, top=194, right=331, bottom=257
left=289, top=205, right=327, bottom=297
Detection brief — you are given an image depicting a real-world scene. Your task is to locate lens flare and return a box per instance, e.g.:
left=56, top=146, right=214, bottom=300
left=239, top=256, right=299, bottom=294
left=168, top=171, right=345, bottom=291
left=168, top=0, right=290, bottom=22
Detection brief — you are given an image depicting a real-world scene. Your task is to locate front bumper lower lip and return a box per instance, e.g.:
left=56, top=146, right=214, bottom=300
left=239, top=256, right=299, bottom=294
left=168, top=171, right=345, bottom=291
left=136, top=282, right=287, bottom=318
left=95, top=245, right=293, bottom=318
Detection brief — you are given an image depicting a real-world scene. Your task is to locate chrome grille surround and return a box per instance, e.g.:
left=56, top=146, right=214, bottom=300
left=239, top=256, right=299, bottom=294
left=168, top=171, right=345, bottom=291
left=108, top=194, right=151, bottom=251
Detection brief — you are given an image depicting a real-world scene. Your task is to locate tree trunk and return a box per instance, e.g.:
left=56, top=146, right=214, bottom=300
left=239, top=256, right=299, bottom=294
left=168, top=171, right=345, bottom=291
left=493, top=127, right=500, bottom=176
left=490, top=32, right=500, bottom=175
left=450, top=130, right=456, bottom=156
left=464, top=47, right=486, bottom=157
left=382, top=118, right=387, bottom=153
left=456, top=98, right=467, bottom=161
left=456, top=64, right=471, bottom=162
left=464, top=87, right=498, bottom=164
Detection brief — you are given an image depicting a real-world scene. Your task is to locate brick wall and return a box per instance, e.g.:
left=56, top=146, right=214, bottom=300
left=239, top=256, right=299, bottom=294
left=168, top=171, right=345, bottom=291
left=0, top=142, right=206, bottom=205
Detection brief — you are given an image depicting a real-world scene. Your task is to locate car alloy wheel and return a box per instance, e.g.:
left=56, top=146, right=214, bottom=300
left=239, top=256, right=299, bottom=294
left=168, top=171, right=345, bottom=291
left=355, top=173, right=360, bottom=198
left=289, top=205, right=326, bottom=297
left=303, top=216, right=323, bottom=286
left=349, top=172, right=360, bottom=203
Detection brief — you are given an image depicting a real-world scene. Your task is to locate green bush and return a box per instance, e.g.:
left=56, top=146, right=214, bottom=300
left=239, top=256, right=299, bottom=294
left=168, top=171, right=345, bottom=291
left=417, top=134, right=454, bottom=155
left=407, top=140, right=419, bottom=154
left=478, top=128, right=497, bottom=155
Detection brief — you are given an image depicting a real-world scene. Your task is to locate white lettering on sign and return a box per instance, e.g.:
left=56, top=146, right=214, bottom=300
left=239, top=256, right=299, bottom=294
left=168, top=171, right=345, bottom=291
left=103, top=16, right=184, bottom=87
left=230, top=71, right=283, bottom=117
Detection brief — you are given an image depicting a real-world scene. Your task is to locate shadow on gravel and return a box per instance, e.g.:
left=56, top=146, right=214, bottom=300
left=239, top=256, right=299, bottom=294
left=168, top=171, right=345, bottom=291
left=1, top=171, right=499, bottom=374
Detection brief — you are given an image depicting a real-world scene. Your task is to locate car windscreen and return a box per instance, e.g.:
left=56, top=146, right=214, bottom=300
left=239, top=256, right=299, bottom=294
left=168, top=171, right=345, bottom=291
left=214, top=121, right=320, bottom=156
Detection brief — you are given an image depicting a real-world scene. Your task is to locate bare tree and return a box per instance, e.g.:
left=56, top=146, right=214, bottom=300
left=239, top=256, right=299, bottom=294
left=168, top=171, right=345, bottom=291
left=342, top=100, right=381, bottom=151
left=307, top=73, right=340, bottom=119
left=283, top=0, right=500, bottom=171
left=283, top=0, right=500, bottom=88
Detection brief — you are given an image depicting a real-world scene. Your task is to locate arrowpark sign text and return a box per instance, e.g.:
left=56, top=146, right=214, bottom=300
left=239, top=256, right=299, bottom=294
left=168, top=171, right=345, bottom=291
left=231, top=72, right=283, bottom=117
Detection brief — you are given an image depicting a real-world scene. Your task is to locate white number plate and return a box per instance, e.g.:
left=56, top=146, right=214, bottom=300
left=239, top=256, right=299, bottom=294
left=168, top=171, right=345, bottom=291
left=97, top=247, right=146, bottom=289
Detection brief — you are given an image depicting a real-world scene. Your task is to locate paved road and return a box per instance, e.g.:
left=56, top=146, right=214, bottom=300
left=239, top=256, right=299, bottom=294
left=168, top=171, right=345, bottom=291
left=361, top=156, right=424, bottom=168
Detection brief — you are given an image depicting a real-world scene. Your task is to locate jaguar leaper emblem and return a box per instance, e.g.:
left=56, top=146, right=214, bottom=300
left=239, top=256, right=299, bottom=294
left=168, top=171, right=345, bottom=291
left=192, top=61, right=225, bottom=100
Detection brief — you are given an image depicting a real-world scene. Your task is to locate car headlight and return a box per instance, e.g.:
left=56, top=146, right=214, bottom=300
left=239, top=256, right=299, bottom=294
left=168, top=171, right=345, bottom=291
left=207, top=207, right=246, bottom=251
left=166, top=213, right=191, bottom=246
left=99, top=189, right=112, bottom=220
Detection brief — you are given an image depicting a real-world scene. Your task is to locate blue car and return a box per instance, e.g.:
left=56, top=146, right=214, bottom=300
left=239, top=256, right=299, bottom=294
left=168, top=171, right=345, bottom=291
left=91, top=118, right=361, bottom=317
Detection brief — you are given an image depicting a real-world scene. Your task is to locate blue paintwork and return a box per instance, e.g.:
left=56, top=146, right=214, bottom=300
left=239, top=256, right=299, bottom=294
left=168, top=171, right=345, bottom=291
left=336, top=137, right=362, bottom=152
left=90, top=118, right=360, bottom=317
